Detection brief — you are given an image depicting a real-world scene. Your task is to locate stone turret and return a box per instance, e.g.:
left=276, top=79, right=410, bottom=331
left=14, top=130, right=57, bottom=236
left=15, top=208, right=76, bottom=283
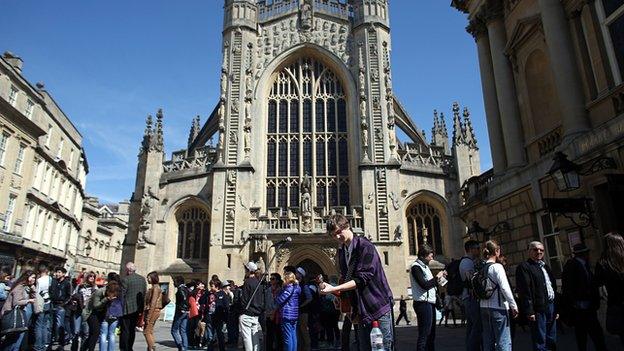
left=431, top=109, right=449, bottom=154
left=188, top=115, right=201, bottom=148
left=352, top=0, right=390, bottom=29
left=451, top=102, right=480, bottom=186
left=121, top=109, right=166, bottom=268
left=223, top=0, right=258, bottom=32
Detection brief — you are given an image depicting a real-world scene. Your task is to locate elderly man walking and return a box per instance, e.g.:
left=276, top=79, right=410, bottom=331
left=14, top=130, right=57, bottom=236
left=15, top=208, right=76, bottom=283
left=516, top=241, right=558, bottom=351
left=120, top=262, right=146, bottom=351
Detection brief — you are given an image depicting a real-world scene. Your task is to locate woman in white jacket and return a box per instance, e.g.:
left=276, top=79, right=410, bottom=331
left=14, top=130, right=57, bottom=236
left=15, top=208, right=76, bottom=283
left=480, top=240, right=518, bottom=351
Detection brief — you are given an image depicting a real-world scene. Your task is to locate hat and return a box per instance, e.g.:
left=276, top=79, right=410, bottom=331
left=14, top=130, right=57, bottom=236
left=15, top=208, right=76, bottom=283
left=296, top=267, right=306, bottom=278
left=245, top=261, right=258, bottom=272
left=222, top=280, right=231, bottom=288
left=572, top=243, right=590, bottom=255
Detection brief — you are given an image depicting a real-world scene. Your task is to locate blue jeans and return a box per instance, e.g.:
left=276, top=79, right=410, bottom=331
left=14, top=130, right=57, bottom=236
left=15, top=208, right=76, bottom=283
left=99, top=318, right=119, bottom=351
left=481, top=308, right=511, bottom=351
left=282, top=319, right=298, bottom=351
left=53, top=305, right=71, bottom=345
left=171, top=312, right=189, bottom=351
left=34, top=310, right=52, bottom=351
left=355, top=309, right=393, bottom=351
left=463, top=297, right=482, bottom=351
left=529, top=302, right=556, bottom=351
left=413, top=302, right=436, bottom=351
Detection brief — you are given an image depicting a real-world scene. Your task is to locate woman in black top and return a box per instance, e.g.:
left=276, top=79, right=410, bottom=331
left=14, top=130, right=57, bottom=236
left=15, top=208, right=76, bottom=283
left=595, top=232, right=624, bottom=347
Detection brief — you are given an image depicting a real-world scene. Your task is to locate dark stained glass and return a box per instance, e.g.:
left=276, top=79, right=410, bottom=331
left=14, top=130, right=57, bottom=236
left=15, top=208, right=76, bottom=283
left=327, top=99, right=336, bottom=132
left=317, top=184, right=326, bottom=207
left=329, top=183, right=338, bottom=207
left=337, top=99, right=347, bottom=132
left=303, top=141, right=313, bottom=175
left=278, top=184, right=288, bottom=209
left=303, top=100, right=312, bottom=132
left=328, top=141, right=337, bottom=176
left=339, top=139, right=348, bottom=176
left=267, top=142, right=276, bottom=176
left=434, top=216, right=443, bottom=256
left=316, top=100, right=325, bottom=132
left=408, top=219, right=416, bottom=256
left=290, top=100, right=299, bottom=132
left=266, top=186, right=276, bottom=208
left=290, top=143, right=299, bottom=176
left=194, top=222, right=201, bottom=258
left=279, top=100, right=288, bottom=133
left=201, top=221, right=209, bottom=259
left=290, top=184, right=299, bottom=207
left=603, top=0, right=624, bottom=16
left=268, top=100, right=277, bottom=133
left=177, top=222, right=184, bottom=258
left=316, top=141, right=326, bottom=176
left=339, top=182, right=350, bottom=207
left=279, top=141, right=288, bottom=176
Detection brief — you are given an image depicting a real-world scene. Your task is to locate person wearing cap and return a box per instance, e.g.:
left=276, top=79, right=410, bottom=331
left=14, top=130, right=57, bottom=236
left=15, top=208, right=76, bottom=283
left=321, top=214, right=394, bottom=351
left=515, top=241, right=558, bottom=351
left=239, top=261, right=264, bottom=351
left=295, top=267, right=313, bottom=351
left=562, top=243, right=608, bottom=351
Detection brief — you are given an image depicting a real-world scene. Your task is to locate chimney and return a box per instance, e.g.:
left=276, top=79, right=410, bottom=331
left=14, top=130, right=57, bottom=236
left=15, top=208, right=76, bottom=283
left=3, top=51, right=23, bottom=73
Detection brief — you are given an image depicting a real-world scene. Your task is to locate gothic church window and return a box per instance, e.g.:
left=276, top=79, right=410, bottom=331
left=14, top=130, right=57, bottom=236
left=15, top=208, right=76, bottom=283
left=406, top=202, right=444, bottom=256
left=176, top=207, right=210, bottom=259
left=597, top=0, right=624, bottom=83
left=266, top=57, right=350, bottom=211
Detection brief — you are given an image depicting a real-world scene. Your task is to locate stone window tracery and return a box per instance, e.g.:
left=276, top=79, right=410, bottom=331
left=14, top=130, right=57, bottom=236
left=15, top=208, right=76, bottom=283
left=266, top=57, right=350, bottom=210
left=406, top=202, right=444, bottom=256
left=176, top=207, right=210, bottom=259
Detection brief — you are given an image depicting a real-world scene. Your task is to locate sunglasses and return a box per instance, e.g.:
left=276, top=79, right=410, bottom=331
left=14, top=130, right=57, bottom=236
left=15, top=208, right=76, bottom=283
left=531, top=248, right=545, bottom=252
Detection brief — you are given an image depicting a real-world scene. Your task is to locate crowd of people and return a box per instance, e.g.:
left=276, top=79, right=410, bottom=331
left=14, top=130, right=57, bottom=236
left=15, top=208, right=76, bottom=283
left=1, top=215, right=623, bottom=351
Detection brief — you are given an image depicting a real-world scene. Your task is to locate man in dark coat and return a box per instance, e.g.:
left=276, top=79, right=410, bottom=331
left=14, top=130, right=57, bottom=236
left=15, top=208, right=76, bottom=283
left=120, top=262, right=146, bottom=351
left=516, top=241, right=558, bottom=351
left=562, top=243, right=607, bottom=351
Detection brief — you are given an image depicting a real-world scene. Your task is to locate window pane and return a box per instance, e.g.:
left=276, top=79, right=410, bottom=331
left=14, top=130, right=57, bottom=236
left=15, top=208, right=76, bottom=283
left=339, top=182, right=350, bottom=207
left=328, top=183, right=338, bottom=207
left=316, top=140, right=326, bottom=176
left=266, top=186, right=276, bottom=208
left=433, top=216, right=443, bottom=256
left=316, top=100, right=325, bottom=132
left=290, top=100, right=299, bottom=132
left=303, top=100, right=312, bottom=132
left=267, top=142, right=276, bottom=176
left=177, top=222, right=185, bottom=258
left=268, top=100, right=277, bottom=133
left=317, top=184, right=326, bottom=207
left=278, top=185, right=288, bottom=209
left=201, top=221, right=209, bottom=259
left=608, top=14, right=624, bottom=77
left=339, top=139, right=348, bottom=176
left=290, top=143, right=299, bottom=176
left=408, top=220, right=416, bottom=256
left=303, top=141, right=313, bottom=175
left=279, top=141, right=288, bottom=176
left=290, top=184, right=299, bottom=207
left=337, top=99, right=347, bottom=132
left=279, top=100, right=288, bottom=133
left=603, top=0, right=624, bottom=17
left=328, top=141, right=337, bottom=176
left=327, top=99, right=336, bottom=132
left=541, top=214, right=553, bottom=235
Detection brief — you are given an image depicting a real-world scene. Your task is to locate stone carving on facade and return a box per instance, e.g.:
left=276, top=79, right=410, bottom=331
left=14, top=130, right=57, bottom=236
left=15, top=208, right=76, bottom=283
left=243, top=98, right=252, bottom=159
left=389, top=192, right=400, bottom=210
left=322, top=247, right=338, bottom=264
left=276, top=247, right=290, bottom=265
left=365, top=191, right=375, bottom=210
left=226, top=208, right=236, bottom=221
left=138, top=186, right=159, bottom=246
left=227, top=170, right=236, bottom=186
left=393, top=225, right=403, bottom=242
left=300, top=0, right=313, bottom=31
left=300, top=174, right=312, bottom=217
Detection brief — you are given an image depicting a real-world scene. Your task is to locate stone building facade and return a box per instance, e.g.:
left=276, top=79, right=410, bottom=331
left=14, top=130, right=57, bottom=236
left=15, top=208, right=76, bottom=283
left=122, top=0, right=480, bottom=295
left=452, top=0, right=624, bottom=278
left=74, top=197, right=129, bottom=275
left=0, top=52, right=88, bottom=275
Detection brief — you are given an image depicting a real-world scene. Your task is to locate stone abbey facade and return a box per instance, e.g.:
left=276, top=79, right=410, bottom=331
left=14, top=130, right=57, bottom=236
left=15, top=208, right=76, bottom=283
left=121, top=0, right=480, bottom=293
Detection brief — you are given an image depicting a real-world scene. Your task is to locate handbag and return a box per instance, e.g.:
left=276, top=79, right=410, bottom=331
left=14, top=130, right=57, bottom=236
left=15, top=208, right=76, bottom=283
left=0, top=307, right=29, bottom=335
left=606, top=303, right=624, bottom=335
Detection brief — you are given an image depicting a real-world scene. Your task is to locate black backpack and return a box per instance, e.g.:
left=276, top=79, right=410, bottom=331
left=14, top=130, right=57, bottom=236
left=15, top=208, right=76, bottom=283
left=470, top=262, right=498, bottom=300
left=445, top=257, right=469, bottom=296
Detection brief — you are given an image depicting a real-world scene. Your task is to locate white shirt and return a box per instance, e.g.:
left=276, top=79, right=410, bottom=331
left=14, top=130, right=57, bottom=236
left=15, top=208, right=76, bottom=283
left=538, top=260, right=555, bottom=301
left=479, top=263, right=518, bottom=311
left=37, top=275, right=51, bottom=301
left=459, top=256, right=475, bottom=300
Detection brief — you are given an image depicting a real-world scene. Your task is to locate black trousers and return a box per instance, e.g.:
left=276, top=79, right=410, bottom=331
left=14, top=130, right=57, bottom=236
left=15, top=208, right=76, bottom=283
left=119, top=312, right=140, bottom=351
left=341, top=316, right=352, bottom=351
left=81, top=314, right=101, bottom=351
left=414, top=301, right=436, bottom=351
left=395, top=310, right=410, bottom=325
left=572, top=309, right=607, bottom=351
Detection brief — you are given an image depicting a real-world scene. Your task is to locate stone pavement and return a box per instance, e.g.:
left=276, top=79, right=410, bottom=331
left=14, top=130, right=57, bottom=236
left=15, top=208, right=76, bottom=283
left=133, top=321, right=622, bottom=351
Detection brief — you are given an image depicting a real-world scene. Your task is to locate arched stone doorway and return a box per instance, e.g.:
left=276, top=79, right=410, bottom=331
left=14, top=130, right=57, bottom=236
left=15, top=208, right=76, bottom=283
left=296, top=259, right=324, bottom=283
left=286, top=245, right=339, bottom=283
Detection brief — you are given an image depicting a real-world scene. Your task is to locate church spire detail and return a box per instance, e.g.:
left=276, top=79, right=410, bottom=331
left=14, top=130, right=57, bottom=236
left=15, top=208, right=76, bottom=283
left=463, top=107, right=478, bottom=149
left=188, top=115, right=201, bottom=148
left=452, top=102, right=465, bottom=146
left=155, top=108, right=164, bottom=153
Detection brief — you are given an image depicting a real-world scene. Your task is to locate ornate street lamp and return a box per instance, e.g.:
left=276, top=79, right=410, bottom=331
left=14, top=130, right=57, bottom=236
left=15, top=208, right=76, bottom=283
left=547, top=152, right=616, bottom=192
left=467, top=221, right=512, bottom=243
left=85, top=244, right=92, bottom=257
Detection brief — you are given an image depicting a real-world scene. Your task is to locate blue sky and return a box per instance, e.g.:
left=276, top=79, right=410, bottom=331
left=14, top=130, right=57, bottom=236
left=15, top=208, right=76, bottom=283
left=0, top=1, right=488, bottom=203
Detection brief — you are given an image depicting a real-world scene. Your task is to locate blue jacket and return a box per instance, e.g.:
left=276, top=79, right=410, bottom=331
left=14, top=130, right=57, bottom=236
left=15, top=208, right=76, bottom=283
left=275, top=283, right=301, bottom=321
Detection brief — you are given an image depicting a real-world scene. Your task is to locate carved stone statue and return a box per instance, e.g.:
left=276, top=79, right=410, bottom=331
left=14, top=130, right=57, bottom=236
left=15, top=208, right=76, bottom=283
left=301, top=174, right=312, bottom=216
left=300, top=0, right=313, bottom=31
left=220, top=69, right=228, bottom=101
left=243, top=115, right=252, bottom=158
left=138, top=186, right=159, bottom=245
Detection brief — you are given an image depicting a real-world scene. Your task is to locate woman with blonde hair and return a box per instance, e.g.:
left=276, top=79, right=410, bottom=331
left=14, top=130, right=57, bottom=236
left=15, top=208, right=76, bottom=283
left=595, top=232, right=624, bottom=347
left=479, top=240, right=518, bottom=351
left=143, top=271, right=162, bottom=351
left=275, top=271, right=301, bottom=351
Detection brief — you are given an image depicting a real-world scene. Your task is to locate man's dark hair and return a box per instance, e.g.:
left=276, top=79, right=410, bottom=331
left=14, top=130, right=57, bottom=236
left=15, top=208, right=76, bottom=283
left=417, top=244, right=435, bottom=259
left=464, top=240, right=480, bottom=252
left=107, top=272, right=121, bottom=283
left=174, top=275, right=185, bottom=287
left=55, top=267, right=67, bottom=274
left=326, top=214, right=350, bottom=234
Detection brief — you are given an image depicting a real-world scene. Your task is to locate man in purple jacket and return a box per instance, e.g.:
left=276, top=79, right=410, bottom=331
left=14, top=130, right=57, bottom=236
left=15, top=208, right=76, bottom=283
left=321, top=214, right=394, bottom=351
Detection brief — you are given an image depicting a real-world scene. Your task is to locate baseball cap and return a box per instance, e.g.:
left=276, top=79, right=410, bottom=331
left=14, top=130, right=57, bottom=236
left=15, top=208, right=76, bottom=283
left=296, top=267, right=306, bottom=278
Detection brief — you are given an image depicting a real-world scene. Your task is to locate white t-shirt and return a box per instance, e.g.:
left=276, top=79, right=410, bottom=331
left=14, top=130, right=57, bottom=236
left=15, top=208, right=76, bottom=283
left=479, top=263, right=517, bottom=311
left=37, top=275, right=51, bottom=301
